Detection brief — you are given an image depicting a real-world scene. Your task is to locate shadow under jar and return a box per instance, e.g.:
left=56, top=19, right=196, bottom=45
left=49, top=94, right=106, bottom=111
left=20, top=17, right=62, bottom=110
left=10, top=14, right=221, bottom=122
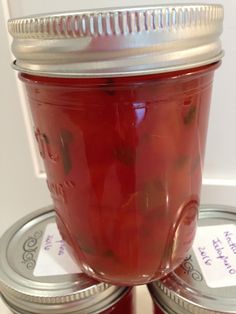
left=8, top=4, right=224, bottom=285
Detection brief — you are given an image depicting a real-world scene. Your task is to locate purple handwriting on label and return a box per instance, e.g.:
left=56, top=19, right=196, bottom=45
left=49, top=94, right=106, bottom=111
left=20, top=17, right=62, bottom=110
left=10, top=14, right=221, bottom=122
left=212, top=238, right=236, bottom=275
left=44, top=234, right=54, bottom=251
left=224, top=231, right=236, bottom=255
left=198, top=247, right=212, bottom=266
left=56, top=240, right=65, bottom=256
left=43, top=234, right=66, bottom=257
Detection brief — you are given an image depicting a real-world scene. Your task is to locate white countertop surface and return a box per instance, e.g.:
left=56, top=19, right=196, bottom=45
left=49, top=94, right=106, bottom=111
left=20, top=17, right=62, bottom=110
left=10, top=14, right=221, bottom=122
left=0, top=285, right=153, bottom=314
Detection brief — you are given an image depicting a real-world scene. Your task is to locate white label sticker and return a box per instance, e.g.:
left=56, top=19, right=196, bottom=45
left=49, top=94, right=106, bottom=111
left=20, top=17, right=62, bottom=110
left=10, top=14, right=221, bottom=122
left=34, top=223, right=81, bottom=277
left=193, top=224, right=236, bottom=288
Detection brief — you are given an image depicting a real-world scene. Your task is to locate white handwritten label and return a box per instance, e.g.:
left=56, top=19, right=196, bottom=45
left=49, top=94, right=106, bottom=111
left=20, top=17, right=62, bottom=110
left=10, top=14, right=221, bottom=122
left=193, top=224, right=236, bottom=288
left=34, top=223, right=81, bottom=277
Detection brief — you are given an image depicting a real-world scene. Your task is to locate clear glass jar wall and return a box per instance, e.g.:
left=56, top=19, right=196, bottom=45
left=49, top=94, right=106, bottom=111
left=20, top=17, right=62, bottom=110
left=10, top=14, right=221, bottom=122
left=8, top=4, right=224, bottom=285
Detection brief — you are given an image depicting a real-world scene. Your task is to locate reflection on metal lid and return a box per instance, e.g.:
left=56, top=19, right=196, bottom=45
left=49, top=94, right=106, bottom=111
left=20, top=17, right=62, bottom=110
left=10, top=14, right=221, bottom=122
left=0, top=206, right=128, bottom=313
left=148, top=204, right=236, bottom=314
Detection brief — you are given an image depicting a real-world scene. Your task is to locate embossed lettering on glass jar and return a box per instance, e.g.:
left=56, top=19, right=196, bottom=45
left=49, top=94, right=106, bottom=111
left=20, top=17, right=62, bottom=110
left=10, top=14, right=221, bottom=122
left=148, top=205, right=236, bottom=314
left=8, top=4, right=224, bottom=285
left=0, top=207, right=135, bottom=314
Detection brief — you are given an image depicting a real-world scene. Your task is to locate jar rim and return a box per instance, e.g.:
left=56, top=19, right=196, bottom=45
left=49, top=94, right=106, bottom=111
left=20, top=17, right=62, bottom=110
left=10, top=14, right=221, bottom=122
left=8, top=4, right=224, bottom=78
left=19, top=61, right=221, bottom=86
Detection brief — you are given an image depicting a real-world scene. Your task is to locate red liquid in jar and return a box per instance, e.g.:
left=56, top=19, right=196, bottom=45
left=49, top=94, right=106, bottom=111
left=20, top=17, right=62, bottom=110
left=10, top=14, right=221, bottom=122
left=153, top=305, right=164, bottom=314
left=20, top=63, right=218, bottom=285
left=103, top=288, right=135, bottom=313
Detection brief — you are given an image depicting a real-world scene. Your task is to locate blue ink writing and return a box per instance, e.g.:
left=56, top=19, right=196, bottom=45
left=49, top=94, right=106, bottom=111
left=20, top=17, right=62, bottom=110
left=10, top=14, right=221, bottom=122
left=56, top=240, right=65, bottom=256
left=224, top=231, right=236, bottom=254
left=198, top=247, right=212, bottom=266
left=44, top=234, right=54, bottom=251
left=212, top=238, right=236, bottom=275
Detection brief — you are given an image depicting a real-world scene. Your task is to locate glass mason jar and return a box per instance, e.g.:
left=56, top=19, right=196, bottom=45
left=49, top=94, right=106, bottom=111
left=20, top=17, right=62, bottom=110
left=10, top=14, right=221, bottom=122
left=8, top=4, right=224, bottom=285
left=0, top=207, right=135, bottom=314
left=148, top=204, right=236, bottom=314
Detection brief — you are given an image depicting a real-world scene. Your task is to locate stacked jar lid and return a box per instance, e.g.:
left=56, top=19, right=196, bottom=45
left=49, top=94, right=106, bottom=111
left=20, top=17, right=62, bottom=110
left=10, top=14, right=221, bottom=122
left=148, top=205, right=236, bottom=314
left=0, top=207, right=135, bottom=314
left=1, top=205, right=236, bottom=313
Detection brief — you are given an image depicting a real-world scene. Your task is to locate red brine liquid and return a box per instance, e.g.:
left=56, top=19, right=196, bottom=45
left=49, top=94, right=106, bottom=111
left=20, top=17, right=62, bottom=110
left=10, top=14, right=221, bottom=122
left=103, top=288, right=135, bottom=314
left=20, top=63, right=219, bottom=285
left=153, top=305, right=165, bottom=314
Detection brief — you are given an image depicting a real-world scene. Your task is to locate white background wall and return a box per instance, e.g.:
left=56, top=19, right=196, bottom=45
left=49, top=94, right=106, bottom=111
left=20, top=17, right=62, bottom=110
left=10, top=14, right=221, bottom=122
left=1, top=0, right=236, bottom=236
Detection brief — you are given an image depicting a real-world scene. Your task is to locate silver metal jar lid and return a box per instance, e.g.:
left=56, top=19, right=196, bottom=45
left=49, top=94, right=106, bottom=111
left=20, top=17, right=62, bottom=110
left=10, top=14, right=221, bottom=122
left=8, top=4, right=224, bottom=78
left=148, top=204, right=236, bottom=314
left=0, top=207, right=129, bottom=314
